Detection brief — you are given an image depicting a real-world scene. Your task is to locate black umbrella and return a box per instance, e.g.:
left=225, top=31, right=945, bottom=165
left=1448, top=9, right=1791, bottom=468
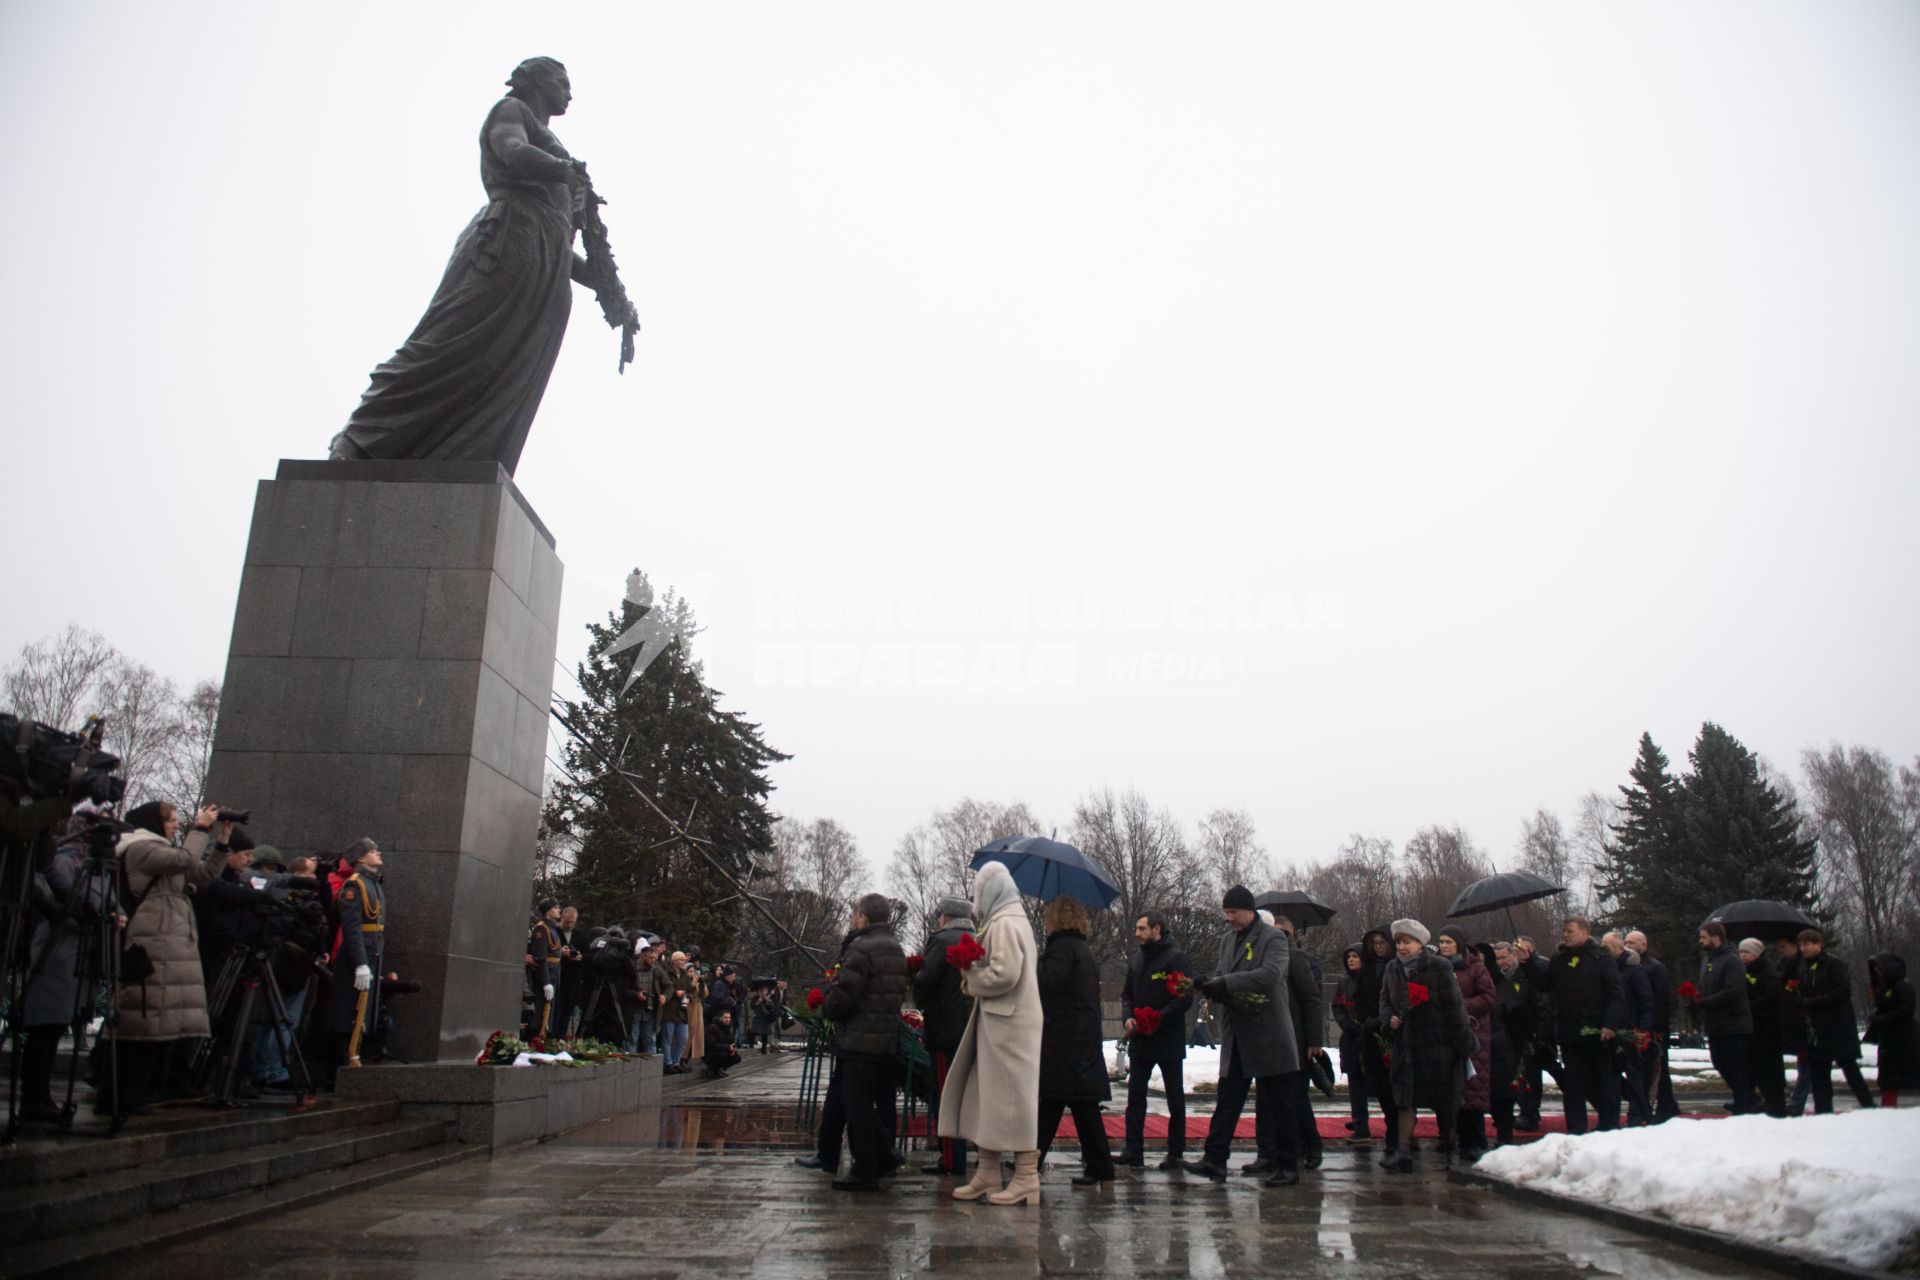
left=1703, top=899, right=1816, bottom=942
left=1254, top=889, right=1338, bottom=930
left=1445, top=870, right=1567, bottom=939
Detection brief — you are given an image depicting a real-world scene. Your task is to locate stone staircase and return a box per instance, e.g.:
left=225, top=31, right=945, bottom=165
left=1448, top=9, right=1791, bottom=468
left=0, top=1098, right=481, bottom=1277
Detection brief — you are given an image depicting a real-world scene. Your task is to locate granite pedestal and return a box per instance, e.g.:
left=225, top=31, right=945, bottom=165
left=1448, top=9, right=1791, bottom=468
left=203, top=460, right=563, bottom=1063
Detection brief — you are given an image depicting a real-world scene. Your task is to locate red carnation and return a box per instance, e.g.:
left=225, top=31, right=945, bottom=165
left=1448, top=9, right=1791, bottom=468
left=901, top=1009, right=925, bottom=1030
left=1784, top=979, right=1800, bottom=992
left=946, top=932, right=987, bottom=971
left=1678, top=980, right=1699, bottom=1000
left=1165, top=971, right=1194, bottom=998
left=1131, top=1006, right=1162, bottom=1036
left=907, top=954, right=924, bottom=974
left=806, top=986, right=825, bottom=1011
left=1407, top=981, right=1430, bottom=1008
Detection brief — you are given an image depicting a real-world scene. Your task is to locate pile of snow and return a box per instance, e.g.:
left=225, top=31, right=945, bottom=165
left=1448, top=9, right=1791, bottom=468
left=1478, top=1109, right=1920, bottom=1270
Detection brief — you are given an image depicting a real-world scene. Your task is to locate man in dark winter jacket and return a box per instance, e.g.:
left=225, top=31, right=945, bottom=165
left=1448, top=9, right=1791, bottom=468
left=913, top=895, right=976, bottom=1175
left=1488, top=941, right=1535, bottom=1146
left=1603, top=932, right=1655, bottom=1125
left=1528, top=917, right=1626, bottom=1135
left=1514, top=935, right=1566, bottom=1130
left=1119, top=911, right=1194, bottom=1169
left=819, top=893, right=909, bottom=1191
left=1693, top=923, right=1754, bottom=1111
left=1260, top=914, right=1326, bottom=1171
left=1626, top=930, right=1681, bottom=1122
left=1796, top=929, right=1878, bottom=1112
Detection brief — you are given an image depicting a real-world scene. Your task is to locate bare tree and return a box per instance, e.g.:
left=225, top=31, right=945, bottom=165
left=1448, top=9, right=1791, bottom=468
left=3, top=624, right=119, bottom=730
left=98, top=659, right=183, bottom=809
left=1195, top=807, right=1274, bottom=900
left=1399, top=824, right=1492, bottom=931
left=1072, top=787, right=1198, bottom=970
left=1801, top=745, right=1920, bottom=956
left=886, top=797, right=1039, bottom=949
left=160, top=679, right=221, bottom=810
left=1572, top=790, right=1621, bottom=917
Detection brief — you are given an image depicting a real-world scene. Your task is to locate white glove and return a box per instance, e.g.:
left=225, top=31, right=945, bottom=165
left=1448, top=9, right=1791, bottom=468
left=544, top=984, right=555, bottom=1001
left=353, top=965, right=372, bottom=992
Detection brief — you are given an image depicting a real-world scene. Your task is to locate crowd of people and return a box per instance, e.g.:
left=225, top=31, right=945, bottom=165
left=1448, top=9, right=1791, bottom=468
left=793, top=866, right=1920, bottom=1199
left=521, top=900, right=792, bottom=1080
left=12, top=798, right=399, bottom=1122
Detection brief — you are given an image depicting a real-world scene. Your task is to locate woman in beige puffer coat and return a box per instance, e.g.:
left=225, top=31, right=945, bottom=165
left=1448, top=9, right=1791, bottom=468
left=112, top=800, right=224, bottom=1110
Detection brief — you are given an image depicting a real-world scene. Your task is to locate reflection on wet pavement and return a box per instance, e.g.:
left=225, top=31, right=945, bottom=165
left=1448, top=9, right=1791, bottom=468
left=93, top=1099, right=1788, bottom=1280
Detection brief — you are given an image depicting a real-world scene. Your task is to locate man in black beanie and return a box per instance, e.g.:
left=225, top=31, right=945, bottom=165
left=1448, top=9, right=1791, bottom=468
left=1183, top=885, right=1301, bottom=1188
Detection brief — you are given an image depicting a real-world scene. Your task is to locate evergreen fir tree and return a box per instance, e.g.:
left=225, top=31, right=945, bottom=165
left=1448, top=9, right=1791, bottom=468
left=1674, top=722, right=1820, bottom=915
left=1600, top=732, right=1684, bottom=951
left=545, top=570, right=790, bottom=954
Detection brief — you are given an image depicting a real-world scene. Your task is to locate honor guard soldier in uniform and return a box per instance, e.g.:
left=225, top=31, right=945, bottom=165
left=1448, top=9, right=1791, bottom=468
left=527, top=899, right=563, bottom=1039
left=330, top=841, right=388, bottom=1072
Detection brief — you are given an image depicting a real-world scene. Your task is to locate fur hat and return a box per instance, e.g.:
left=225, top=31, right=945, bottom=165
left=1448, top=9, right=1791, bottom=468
left=1390, top=917, right=1430, bottom=946
left=1222, top=884, right=1256, bottom=911
left=936, top=895, right=973, bottom=920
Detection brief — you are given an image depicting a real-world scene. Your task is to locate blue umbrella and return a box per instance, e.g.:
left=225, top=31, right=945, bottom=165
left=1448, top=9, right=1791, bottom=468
left=970, top=836, right=1120, bottom=910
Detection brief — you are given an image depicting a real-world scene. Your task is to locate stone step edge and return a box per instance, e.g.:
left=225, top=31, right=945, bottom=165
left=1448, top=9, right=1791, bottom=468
left=0, top=1099, right=403, bottom=1189
left=4, top=1118, right=453, bottom=1241
left=1450, top=1167, right=1905, bottom=1280
left=3, top=1140, right=487, bottom=1279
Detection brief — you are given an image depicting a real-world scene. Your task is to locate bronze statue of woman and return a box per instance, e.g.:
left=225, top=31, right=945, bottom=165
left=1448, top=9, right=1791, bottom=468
left=328, top=57, right=597, bottom=475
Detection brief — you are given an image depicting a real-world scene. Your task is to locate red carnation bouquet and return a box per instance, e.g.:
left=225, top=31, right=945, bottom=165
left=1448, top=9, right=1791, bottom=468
left=1784, top=978, right=1800, bottom=993
left=1130, top=1006, right=1162, bottom=1037
left=907, top=954, right=924, bottom=974
left=1678, top=980, right=1700, bottom=1000
left=1407, top=981, right=1431, bottom=1009
left=946, top=932, right=986, bottom=971
left=901, top=1009, right=925, bottom=1030
left=1165, top=971, right=1194, bottom=999
left=806, top=986, right=825, bottom=1011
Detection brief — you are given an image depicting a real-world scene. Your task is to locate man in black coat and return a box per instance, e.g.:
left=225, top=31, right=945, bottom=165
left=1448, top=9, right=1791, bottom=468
left=819, top=893, right=909, bottom=1191
left=1796, top=929, right=1878, bottom=1112
left=1514, top=935, right=1566, bottom=1130
left=912, top=895, right=976, bottom=1176
left=1738, top=938, right=1788, bottom=1117
left=1488, top=941, right=1535, bottom=1145
left=1258, top=914, right=1325, bottom=1172
left=1528, top=916, right=1626, bottom=1135
left=1693, top=922, right=1754, bottom=1111
left=1603, top=931, right=1655, bottom=1125
left=1118, top=910, right=1193, bottom=1169
left=1626, top=930, right=1680, bottom=1122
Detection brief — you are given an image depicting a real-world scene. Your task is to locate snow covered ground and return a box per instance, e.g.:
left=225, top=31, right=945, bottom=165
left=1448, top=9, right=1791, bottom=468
left=1477, top=1109, right=1920, bottom=1270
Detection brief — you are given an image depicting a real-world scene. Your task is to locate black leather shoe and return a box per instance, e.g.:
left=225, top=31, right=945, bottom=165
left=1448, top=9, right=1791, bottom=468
left=1118, top=1151, right=1145, bottom=1168
left=1071, top=1173, right=1114, bottom=1187
left=1237, top=1159, right=1275, bottom=1177
left=1156, top=1153, right=1184, bottom=1170
left=1302, top=1151, right=1324, bottom=1170
left=831, top=1178, right=882, bottom=1192
left=1264, top=1169, right=1301, bottom=1187
left=1180, top=1159, right=1227, bottom=1182
left=792, top=1154, right=829, bottom=1170
left=1380, top=1152, right=1413, bottom=1174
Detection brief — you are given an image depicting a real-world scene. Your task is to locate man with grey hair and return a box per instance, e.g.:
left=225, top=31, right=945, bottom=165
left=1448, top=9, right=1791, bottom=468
left=1624, top=930, right=1679, bottom=1122
left=1602, top=931, right=1655, bottom=1124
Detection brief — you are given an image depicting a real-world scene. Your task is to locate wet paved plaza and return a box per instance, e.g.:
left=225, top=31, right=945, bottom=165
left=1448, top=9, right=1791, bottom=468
left=88, top=1054, right=1781, bottom=1280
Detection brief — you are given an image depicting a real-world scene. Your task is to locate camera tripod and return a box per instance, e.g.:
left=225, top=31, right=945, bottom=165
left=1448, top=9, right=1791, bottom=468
left=579, top=979, right=630, bottom=1048
left=190, top=944, right=316, bottom=1108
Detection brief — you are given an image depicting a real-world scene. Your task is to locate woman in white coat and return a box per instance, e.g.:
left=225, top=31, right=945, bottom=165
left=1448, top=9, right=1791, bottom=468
left=938, top=860, right=1044, bottom=1205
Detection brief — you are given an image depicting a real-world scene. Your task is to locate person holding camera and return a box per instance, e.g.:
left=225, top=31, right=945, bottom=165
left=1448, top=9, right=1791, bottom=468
left=112, top=800, right=227, bottom=1113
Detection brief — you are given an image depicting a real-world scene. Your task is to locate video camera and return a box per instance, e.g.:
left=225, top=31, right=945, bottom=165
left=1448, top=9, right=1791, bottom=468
left=1, top=713, right=124, bottom=806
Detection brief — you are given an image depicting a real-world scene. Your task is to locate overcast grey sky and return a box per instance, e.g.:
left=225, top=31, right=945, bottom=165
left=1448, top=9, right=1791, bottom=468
left=4, top=1, right=1916, bottom=876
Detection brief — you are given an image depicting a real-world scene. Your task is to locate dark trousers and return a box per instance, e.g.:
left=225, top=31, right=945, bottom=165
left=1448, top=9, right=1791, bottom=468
left=1251, top=1069, right=1314, bottom=1162
left=1363, top=1044, right=1399, bottom=1148
left=1038, top=1096, right=1116, bottom=1179
left=1456, top=1108, right=1487, bottom=1153
left=20, top=1025, right=62, bottom=1108
left=1346, top=1066, right=1372, bottom=1132
left=1559, top=1041, right=1618, bottom=1135
left=929, top=1048, right=968, bottom=1172
left=1805, top=1048, right=1876, bottom=1112
left=1707, top=1034, right=1753, bottom=1110
left=816, top=1061, right=848, bottom=1168
left=1204, top=1046, right=1297, bottom=1172
left=1122, top=1041, right=1186, bottom=1156
left=1653, top=1039, right=1681, bottom=1121
left=1748, top=1036, right=1787, bottom=1116
left=835, top=1051, right=899, bottom=1182
left=1290, top=1069, right=1321, bottom=1158
left=1621, top=1047, right=1653, bottom=1125
left=1521, top=1042, right=1565, bottom=1125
